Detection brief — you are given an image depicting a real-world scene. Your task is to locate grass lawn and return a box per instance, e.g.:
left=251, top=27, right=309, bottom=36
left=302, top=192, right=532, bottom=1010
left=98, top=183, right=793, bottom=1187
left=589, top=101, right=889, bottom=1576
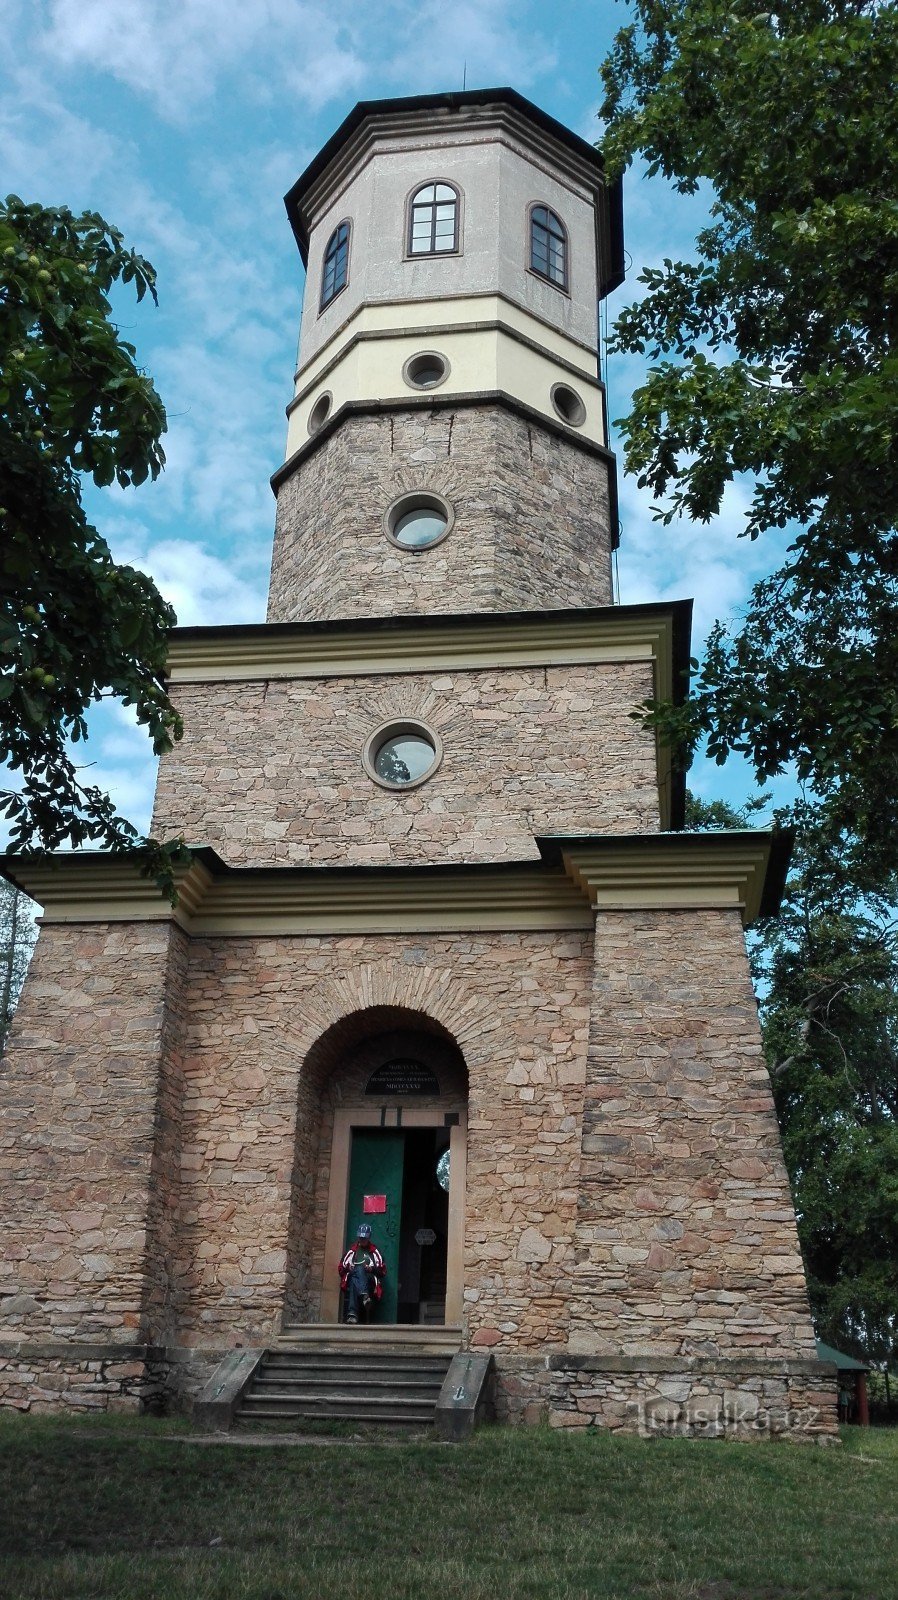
left=0, top=1413, right=895, bottom=1600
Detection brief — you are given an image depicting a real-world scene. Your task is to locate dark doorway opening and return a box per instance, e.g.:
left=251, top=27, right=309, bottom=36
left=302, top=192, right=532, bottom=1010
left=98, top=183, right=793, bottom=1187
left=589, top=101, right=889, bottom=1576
left=344, top=1127, right=449, bottom=1325
left=397, top=1128, right=449, bottom=1324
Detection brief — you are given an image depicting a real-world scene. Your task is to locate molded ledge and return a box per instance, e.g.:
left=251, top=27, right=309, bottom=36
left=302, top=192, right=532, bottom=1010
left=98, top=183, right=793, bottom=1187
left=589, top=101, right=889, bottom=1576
left=0, top=828, right=792, bottom=933
left=547, top=1354, right=833, bottom=1378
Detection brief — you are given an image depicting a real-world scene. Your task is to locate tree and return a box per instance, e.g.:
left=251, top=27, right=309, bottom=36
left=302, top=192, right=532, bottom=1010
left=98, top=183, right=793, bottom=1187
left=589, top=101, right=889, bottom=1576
left=759, top=804, right=898, bottom=1364
left=0, top=878, right=36, bottom=1055
left=599, top=1, right=898, bottom=876
left=688, top=790, right=898, bottom=1363
left=0, top=196, right=187, bottom=889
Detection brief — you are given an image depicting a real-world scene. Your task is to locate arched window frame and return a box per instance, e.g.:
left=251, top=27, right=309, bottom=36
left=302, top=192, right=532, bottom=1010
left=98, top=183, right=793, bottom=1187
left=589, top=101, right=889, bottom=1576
left=319, top=219, right=351, bottom=312
left=528, top=203, right=569, bottom=293
left=405, top=180, right=462, bottom=259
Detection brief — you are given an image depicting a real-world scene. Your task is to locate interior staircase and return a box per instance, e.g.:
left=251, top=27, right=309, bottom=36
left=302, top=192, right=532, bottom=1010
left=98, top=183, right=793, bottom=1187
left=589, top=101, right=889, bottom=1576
left=234, top=1323, right=462, bottom=1429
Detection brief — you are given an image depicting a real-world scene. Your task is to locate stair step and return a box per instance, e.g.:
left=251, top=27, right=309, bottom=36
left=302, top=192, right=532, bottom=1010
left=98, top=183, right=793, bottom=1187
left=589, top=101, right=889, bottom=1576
left=276, top=1325, right=461, bottom=1355
left=261, top=1360, right=450, bottom=1375
left=236, top=1420, right=428, bottom=1433
left=254, top=1376, right=441, bottom=1388
left=280, top=1323, right=462, bottom=1336
left=240, top=1395, right=435, bottom=1408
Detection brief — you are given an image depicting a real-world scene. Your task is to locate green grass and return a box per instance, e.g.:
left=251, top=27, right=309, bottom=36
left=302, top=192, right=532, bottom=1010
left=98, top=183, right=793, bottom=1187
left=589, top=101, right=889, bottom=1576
left=0, top=1413, right=896, bottom=1600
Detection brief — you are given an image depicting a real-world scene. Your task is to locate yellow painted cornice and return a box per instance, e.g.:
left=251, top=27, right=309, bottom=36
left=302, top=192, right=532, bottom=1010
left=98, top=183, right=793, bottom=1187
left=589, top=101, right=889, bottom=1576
left=1, top=830, right=790, bottom=936
left=537, top=831, right=792, bottom=928
left=165, top=603, right=689, bottom=703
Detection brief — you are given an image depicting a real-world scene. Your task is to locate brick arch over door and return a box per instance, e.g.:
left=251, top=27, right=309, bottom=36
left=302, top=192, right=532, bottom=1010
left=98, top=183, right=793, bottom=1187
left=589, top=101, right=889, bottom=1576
left=283, top=1003, right=470, bottom=1324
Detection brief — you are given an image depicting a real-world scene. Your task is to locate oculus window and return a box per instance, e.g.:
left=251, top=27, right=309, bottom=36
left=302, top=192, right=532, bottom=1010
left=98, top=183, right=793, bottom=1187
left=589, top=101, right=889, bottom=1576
left=408, top=182, right=459, bottom=256
left=363, top=720, right=443, bottom=790
left=384, top=491, right=454, bottom=550
left=403, top=351, right=450, bottom=390
left=550, top=383, right=586, bottom=427
left=320, top=221, right=350, bottom=309
left=307, top=392, right=332, bottom=435
left=530, top=205, right=567, bottom=290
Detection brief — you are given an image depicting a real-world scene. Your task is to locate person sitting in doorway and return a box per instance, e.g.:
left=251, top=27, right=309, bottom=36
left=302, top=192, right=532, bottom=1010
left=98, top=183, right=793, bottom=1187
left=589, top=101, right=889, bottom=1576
left=339, top=1223, right=385, bottom=1324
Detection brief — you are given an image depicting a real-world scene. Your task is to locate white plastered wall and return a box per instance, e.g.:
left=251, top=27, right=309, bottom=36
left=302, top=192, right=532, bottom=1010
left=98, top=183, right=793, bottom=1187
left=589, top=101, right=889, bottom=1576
left=285, top=297, right=604, bottom=459
left=298, top=123, right=601, bottom=367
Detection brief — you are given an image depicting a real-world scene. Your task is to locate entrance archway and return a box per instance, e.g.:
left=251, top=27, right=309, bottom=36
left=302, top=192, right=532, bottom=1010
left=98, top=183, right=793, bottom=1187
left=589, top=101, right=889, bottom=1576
left=284, top=1006, right=468, bottom=1328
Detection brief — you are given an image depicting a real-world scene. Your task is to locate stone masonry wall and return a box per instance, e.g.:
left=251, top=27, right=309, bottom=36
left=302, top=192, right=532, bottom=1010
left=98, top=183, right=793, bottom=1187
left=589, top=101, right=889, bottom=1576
left=0, top=907, right=831, bottom=1434
left=139, top=924, right=190, bottom=1344
left=170, top=930, right=594, bottom=1347
left=151, top=661, right=659, bottom=867
left=569, top=908, right=819, bottom=1362
left=546, top=1357, right=838, bottom=1440
left=267, top=406, right=613, bottom=624
left=0, top=921, right=186, bottom=1344
left=0, top=1345, right=168, bottom=1416
left=489, top=1355, right=837, bottom=1440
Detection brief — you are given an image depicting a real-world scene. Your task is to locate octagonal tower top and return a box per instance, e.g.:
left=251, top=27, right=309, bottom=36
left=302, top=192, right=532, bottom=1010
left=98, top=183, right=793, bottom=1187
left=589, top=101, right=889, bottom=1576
left=285, top=88, right=624, bottom=373
left=269, top=90, right=625, bottom=624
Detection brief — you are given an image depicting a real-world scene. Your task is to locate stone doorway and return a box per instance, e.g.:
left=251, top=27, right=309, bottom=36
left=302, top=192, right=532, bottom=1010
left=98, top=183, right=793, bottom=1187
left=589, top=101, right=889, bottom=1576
left=321, top=1107, right=467, bottom=1326
left=283, top=1008, right=468, bottom=1330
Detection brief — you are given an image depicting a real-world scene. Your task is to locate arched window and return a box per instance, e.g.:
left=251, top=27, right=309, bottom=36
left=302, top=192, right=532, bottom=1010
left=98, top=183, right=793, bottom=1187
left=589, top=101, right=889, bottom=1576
left=530, top=205, right=568, bottom=290
left=320, top=220, right=350, bottom=310
left=408, top=182, right=459, bottom=256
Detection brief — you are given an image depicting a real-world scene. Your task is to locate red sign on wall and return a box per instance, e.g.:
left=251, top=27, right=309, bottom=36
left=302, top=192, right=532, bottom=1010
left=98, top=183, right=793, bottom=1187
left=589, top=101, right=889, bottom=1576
left=362, top=1194, right=387, bottom=1214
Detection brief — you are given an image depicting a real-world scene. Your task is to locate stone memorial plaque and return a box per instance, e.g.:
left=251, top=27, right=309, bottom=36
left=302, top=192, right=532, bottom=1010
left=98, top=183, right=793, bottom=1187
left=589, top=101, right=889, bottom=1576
left=365, top=1059, right=440, bottom=1097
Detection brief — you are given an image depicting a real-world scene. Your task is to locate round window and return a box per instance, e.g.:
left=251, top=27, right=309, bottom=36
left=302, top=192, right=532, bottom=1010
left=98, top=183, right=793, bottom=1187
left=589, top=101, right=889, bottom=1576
left=384, top=492, right=454, bottom=551
left=308, top=392, right=332, bottom=435
left=403, top=351, right=450, bottom=391
left=363, top=720, right=443, bottom=790
left=550, top=383, right=587, bottom=427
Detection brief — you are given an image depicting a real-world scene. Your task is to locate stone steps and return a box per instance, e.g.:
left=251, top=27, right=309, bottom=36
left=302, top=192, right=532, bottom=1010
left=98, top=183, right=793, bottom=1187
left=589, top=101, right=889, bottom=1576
left=234, top=1329, right=460, bottom=1428
left=276, top=1322, right=462, bottom=1357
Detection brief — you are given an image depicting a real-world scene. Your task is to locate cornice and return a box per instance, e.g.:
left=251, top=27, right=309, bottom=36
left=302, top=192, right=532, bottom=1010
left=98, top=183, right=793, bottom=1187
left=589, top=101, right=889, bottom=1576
left=166, top=601, right=689, bottom=696
left=537, top=830, right=794, bottom=927
left=284, top=92, right=623, bottom=292
left=288, top=310, right=602, bottom=414
left=292, top=290, right=601, bottom=388
left=1, top=830, right=791, bottom=936
left=270, top=389, right=617, bottom=494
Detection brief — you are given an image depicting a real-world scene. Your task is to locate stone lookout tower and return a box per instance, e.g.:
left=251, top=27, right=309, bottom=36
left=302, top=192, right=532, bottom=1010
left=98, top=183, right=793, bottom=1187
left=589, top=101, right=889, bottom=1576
left=0, top=89, right=836, bottom=1437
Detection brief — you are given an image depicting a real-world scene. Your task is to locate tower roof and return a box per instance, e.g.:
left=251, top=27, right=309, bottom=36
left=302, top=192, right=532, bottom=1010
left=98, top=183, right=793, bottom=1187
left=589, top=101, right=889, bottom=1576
left=284, top=87, right=625, bottom=296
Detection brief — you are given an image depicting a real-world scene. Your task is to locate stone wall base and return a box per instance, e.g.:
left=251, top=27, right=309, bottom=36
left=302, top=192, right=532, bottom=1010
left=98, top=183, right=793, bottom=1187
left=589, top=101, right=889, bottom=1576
left=0, top=1344, right=234, bottom=1416
left=493, top=1354, right=839, bottom=1442
left=1, top=1345, right=840, bottom=1441
left=0, top=1344, right=170, bottom=1415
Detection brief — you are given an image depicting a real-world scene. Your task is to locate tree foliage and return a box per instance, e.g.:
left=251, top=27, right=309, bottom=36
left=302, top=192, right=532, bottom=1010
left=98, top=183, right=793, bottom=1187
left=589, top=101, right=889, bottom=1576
left=688, top=792, right=898, bottom=1362
left=760, top=805, right=898, bottom=1363
left=0, top=197, right=187, bottom=889
left=0, top=879, right=36, bottom=1055
left=600, top=2, right=898, bottom=872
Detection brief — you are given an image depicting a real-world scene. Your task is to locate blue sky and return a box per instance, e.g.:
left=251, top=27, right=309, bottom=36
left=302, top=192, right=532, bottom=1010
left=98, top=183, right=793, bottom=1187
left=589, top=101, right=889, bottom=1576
left=1, top=0, right=782, bottom=833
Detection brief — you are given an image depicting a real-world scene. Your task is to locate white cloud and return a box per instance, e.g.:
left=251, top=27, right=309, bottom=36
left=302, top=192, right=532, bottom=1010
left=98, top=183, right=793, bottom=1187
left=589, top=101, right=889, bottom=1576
left=39, top=0, right=366, bottom=123
left=106, top=529, right=267, bottom=626
left=29, top=0, right=558, bottom=128
left=616, top=472, right=789, bottom=649
left=373, top=0, right=555, bottom=93
left=0, top=65, right=128, bottom=201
